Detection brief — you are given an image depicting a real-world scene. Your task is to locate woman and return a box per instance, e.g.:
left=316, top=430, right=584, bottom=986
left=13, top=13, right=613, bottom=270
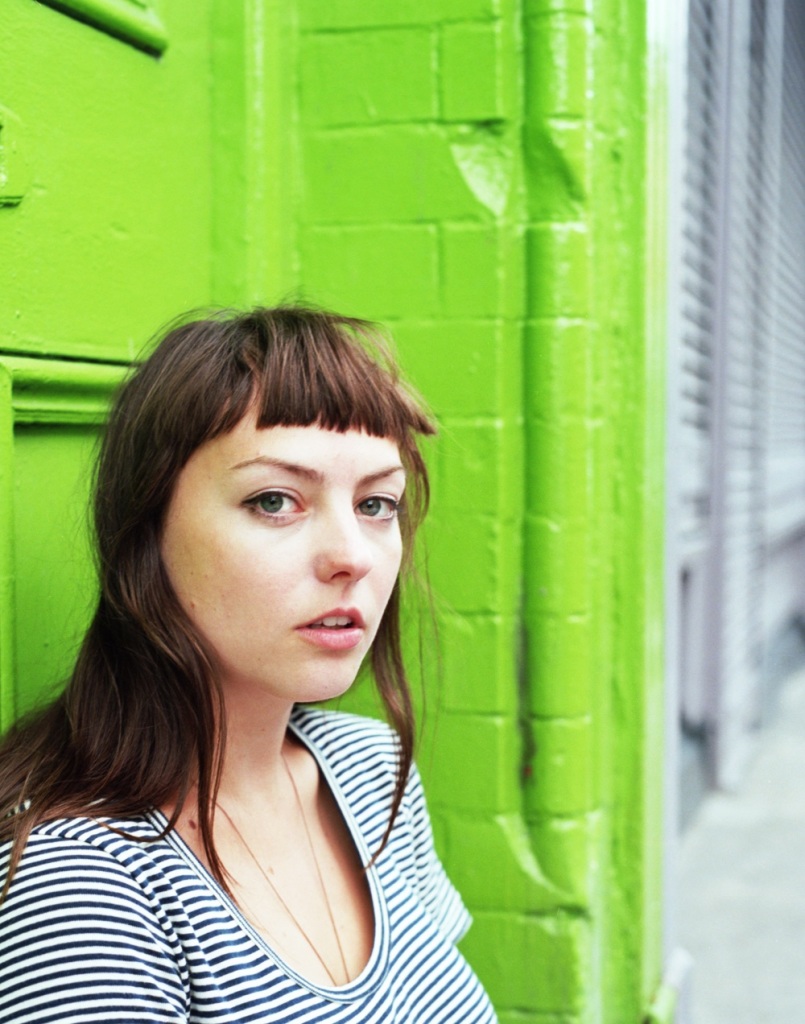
left=0, top=307, right=497, bottom=1023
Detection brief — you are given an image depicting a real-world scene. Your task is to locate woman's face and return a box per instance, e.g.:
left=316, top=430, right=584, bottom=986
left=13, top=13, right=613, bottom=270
left=160, top=412, right=405, bottom=707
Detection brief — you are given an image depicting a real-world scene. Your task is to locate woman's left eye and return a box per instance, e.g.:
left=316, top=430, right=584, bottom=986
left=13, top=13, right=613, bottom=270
left=357, top=496, right=398, bottom=519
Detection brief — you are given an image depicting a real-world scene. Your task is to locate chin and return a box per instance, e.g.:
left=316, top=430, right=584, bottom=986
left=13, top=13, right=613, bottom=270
left=286, top=671, right=360, bottom=706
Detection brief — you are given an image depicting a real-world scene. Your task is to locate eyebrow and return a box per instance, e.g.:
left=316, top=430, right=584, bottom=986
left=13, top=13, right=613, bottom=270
left=230, top=456, right=406, bottom=488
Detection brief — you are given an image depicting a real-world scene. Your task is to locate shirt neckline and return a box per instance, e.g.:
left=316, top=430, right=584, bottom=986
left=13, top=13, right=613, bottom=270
left=148, top=709, right=390, bottom=1002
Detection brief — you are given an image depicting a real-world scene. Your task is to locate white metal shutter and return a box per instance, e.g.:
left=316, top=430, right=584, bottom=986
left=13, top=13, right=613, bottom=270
left=677, top=0, right=795, bottom=787
left=764, top=2, right=805, bottom=546
left=677, top=0, right=727, bottom=738
left=679, top=0, right=723, bottom=549
left=711, top=0, right=773, bottom=786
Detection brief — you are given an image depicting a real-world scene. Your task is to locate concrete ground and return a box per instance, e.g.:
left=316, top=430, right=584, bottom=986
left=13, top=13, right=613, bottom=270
left=678, top=668, right=805, bottom=1023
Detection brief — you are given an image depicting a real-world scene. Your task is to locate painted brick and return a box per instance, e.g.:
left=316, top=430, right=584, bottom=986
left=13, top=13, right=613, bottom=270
left=435, top=419, right=520, bottom=513
left=425, top=512, right=497, bottom=613
left=302, top=127, right=489, bottom=223
left=441, top=223, right=502, bottom=316
left=526, top=223, right=591, bottom=318
left=525, top=119, right=590, bottom=219
left=525, top=514, right=590, bottom=617
left=438, top=612, right=516, bottom=714
left=424, top=415, right=524, bottom=616
left=524, top=13, right=593, bottom=120
left=522, top=0, right=593, bottom=12
left=291, top=0, right=662, bottom=1018
left=447, top=125, right=515, bottom=217
left=396, top=319, right=501, bottom=417
left=441, top=23, right=503, bottom=122
left=526, top=416, right=590, bottom=520
left=443, top=812, right=578, bottom=912
left=299, top=0, right=499, bottom=31
left=299, top=224, right=438, bottom=319
left=422, top=713, right=520, bottom=813
left=461, top=910, right=589, bottom=1012
left=526, top=613, right=592, bottom=718
left=529, top=812, right=601, bottom=908
left=427, top=510, right=518, bottom=613
left=524, top=319, right=592, bottom=420
left=525, top=716, right=595, bottom=818
left=300, top=29, right=436, bottom=127
left=496, top=316, right=528, bottom=406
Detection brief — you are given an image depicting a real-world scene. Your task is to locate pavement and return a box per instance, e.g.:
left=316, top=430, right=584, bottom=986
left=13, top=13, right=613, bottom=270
left=678, top=668, right=805, bottom=1023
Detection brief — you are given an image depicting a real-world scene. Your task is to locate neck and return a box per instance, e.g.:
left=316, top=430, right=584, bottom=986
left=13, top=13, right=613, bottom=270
left=216, top=685, right=296, bottom=807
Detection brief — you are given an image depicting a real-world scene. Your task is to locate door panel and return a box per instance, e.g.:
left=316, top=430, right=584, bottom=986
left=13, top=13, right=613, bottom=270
left=0, top=356, right=124, bottom=725
left=14, top=423, right=99, bottom=716
left=0, top=0, right=213, bottom=361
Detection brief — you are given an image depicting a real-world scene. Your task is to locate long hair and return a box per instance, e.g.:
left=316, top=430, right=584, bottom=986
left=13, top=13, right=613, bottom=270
left=0, top=306, right=435, bottom=896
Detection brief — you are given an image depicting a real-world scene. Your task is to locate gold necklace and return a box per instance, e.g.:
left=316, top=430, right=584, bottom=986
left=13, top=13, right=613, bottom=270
left=217, top=754, right=350, bottom=987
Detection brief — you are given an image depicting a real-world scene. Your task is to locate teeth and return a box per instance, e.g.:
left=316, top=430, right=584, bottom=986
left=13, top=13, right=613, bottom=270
left=317, top=616, right=352, bottom=628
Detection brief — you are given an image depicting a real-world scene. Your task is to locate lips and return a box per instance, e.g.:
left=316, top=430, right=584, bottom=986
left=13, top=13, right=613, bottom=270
left=296, top=608, right=366, bottom=651
left=301, top=608, right=365, bottom=630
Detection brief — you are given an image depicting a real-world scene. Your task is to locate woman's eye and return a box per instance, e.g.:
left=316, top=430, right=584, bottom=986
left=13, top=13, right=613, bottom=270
left=358, top=496, right=398, bottom=519
left=253, top=491, right=295, bottom=515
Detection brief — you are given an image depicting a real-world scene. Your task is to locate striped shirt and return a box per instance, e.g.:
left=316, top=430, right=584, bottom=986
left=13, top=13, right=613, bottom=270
left=0, top=708, right=497, bottom=1023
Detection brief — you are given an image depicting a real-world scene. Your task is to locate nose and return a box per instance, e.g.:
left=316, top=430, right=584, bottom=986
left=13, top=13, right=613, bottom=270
left=313, top=507, right=373, bottom=583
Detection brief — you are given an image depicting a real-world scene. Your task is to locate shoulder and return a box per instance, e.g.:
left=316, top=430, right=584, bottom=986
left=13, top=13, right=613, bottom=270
left=15, top=813, right=165, bottom=872
left=2, top=815, right=175, bottom=920
left=0, top=813, right=192, bottom=949
left=5, top=812, right=161, bottom=869
left=0, top=816, right=190, bottom=1020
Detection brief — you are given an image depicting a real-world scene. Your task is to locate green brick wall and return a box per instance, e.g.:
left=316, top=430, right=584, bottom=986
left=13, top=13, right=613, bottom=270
left=288, top=1, right=667, bottom=1022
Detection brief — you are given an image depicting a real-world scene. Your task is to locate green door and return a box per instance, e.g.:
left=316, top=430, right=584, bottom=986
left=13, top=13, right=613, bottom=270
left=0, top=0, right=216, bottom=721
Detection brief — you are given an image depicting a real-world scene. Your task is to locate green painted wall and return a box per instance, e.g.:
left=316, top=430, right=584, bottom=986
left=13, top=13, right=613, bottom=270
left=1, top=1, right=667, bottom=1021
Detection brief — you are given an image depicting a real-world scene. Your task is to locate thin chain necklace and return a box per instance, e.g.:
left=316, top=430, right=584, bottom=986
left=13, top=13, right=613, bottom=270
left=216, top=753, right=350, bottom=987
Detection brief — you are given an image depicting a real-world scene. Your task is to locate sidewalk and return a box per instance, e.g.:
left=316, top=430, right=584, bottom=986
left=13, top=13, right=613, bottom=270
left=678, top=669, right=805, bottom=1023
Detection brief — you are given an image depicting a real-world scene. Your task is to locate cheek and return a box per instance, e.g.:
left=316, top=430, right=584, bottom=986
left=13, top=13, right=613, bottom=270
left=378, top=536, right=403, bottom=596
left=161, top=515, right=241, bottom=614
left=169, top=536, right=287, bottom=613
left=160, top=529, right=196, bottom=608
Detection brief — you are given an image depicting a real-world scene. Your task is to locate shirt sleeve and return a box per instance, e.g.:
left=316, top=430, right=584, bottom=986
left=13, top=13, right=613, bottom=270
left=0, top=833, right=189, bottom=1024
left=403, top=763, right=473, bottom=944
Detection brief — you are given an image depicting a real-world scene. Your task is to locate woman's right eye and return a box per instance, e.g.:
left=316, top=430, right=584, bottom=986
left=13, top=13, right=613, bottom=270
left=249, top=491, right=298, bottom=516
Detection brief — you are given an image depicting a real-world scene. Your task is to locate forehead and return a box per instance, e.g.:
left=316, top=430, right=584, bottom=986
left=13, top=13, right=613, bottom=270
left=185, top=412, right=404, bottom=480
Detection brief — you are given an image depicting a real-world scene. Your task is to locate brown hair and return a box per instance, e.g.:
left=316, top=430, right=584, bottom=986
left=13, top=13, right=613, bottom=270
left=0, top=306, right=436, bottom=895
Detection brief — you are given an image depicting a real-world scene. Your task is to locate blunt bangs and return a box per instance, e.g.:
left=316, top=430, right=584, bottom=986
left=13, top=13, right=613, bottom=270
left=135, top=305, right=434, bottom=466
left=238, top=307, right=434, bottom=444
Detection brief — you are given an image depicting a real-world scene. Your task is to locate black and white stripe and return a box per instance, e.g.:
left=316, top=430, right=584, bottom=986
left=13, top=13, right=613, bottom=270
left=0, top=709, right=496, bottom=1023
